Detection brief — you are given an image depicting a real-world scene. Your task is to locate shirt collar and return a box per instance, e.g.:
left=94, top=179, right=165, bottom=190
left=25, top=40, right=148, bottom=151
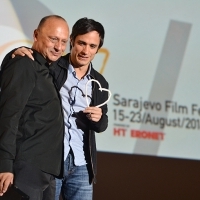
left=31, top=49, right=59, bottom=68
left=68, top=62, right=91, bottom=80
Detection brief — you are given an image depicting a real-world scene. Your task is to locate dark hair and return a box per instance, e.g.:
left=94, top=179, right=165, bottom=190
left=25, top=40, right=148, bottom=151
left=37, top=15, right=67, bottom=30
left=70, top=17, right=105, bottom=50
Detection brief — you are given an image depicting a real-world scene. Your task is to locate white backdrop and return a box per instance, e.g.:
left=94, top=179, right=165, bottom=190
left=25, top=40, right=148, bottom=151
left=1, top=0, right=200, bottom=160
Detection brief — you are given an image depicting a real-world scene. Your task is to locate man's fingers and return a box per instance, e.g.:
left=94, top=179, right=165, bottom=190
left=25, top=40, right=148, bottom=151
left=12, top=47, right=34, bottom=60
left=0, top=173, right=14, bottom=194
left=27, top=48, right=33, bottom=54
left=11, top=54, right=16, bottom=58
left=25, top=52, right=34, bottom=60
left=2, top=179, right=12, bottom=193
left=84, top=107, right=102, bottom=122
left=84, top=106, right=102, bottom=114
left=26, top=49, right=34, bottom=60
left=86, top=112, right=101, bottom=122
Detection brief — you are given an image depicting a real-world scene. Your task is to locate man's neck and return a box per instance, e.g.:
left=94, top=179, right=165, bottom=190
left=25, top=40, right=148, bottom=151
left=74, top=65, right=89, bottom=80
left=69, top=56, right=90, bottom=80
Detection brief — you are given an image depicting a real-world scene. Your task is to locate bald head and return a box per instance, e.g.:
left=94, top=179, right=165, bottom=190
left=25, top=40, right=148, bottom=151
left=32, top=15, right=69, bottom=63
left=37, top=15, right=67, bottom=31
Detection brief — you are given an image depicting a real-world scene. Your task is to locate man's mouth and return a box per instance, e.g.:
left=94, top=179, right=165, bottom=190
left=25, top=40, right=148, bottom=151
left=51, top=51, right=61, bottom=57
left=78, top=54, right=88, bottom=60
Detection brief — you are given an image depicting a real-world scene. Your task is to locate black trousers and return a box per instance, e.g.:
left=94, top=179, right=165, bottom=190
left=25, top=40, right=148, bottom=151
left=13, top=160, right=55, bottom=200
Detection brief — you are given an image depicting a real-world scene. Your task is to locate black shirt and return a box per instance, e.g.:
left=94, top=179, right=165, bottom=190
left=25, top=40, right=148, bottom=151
left=0, top=50, right=64, bottom=176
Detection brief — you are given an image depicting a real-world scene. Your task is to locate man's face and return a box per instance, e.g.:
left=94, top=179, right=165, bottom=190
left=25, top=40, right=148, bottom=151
left=33, top=18, right=69, bottom=63
left=70, top=31, right=100, bottom=69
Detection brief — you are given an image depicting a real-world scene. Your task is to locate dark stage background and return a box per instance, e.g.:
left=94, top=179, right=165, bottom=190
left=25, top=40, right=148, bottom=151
left=93, top=152, right=200, bottom=200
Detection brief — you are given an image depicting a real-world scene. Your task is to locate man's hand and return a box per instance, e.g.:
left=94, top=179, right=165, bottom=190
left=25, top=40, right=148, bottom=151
left=12, top=47, right=34, bottom=60
left=83, top=107, right=102, bottom=122
left=0, top=173, right=14, bottom=196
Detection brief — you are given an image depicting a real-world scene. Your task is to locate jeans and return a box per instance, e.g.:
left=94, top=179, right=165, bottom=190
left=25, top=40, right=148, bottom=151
left=55, top=152, right=93, bottom=200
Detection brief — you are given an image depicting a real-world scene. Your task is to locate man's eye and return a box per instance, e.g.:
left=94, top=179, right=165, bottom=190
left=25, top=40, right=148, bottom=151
left=90, top=45, right=97, bottom=49
left=62, top=40, right=67, bottom=44
left=78, top=41, right=84, bottom=46
left=50, top=37, right=58, bottom=42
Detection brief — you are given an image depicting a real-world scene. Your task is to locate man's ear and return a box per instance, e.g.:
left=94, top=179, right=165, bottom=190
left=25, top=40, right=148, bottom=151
left=33, top=29, right=38, bottom=41
left=70, top=38, right=74, bottom=47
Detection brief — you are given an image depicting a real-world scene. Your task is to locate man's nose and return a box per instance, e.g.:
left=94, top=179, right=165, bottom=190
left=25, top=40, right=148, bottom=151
left=82, top=45, right=89, bottom=54
left=54, top=40, right=62, bottom=50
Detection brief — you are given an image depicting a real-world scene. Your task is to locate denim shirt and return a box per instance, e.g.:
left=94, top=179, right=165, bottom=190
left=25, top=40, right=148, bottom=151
left=60, top=64, right=92, bottom=166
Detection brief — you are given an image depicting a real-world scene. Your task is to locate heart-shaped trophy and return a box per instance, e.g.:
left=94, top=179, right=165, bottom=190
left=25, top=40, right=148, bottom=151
left=85, top=79, right=112, bottom=108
